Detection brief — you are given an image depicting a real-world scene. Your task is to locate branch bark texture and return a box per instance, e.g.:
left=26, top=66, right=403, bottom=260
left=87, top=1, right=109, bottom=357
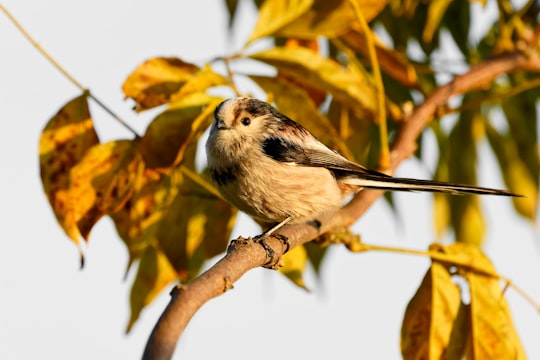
left=143, top=50, right=540, bottom=360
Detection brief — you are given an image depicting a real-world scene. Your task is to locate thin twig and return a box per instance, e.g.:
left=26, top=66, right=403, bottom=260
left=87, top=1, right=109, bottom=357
left=0, top=4, right=140, bottom=138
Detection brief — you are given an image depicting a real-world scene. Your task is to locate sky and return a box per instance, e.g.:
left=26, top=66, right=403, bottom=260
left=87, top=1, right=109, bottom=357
left=1, top=1, right=539, bottom=359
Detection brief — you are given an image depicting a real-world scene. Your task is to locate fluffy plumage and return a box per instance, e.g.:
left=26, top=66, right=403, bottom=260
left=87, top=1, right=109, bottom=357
left=206, top=97, right=519, bottom=233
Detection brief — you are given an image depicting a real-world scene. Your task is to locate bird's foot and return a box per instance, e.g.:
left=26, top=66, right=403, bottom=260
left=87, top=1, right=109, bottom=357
left=253, top=233, right=289, bottom=269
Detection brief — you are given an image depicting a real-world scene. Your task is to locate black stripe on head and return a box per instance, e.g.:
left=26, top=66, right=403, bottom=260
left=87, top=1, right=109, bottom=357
left=214, top=100, right=227, bottom=120
left=262, top=137, right=305, bottom=163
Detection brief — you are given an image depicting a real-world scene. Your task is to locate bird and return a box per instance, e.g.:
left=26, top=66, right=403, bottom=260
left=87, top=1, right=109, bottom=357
left=205, top=97, right=519, bottom=257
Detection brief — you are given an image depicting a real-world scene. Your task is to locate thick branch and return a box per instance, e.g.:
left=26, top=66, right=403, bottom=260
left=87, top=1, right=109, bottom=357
left=143, top=50, right=540, bottom=360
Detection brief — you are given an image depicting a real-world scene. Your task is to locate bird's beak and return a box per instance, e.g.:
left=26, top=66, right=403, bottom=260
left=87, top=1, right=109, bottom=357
left=215, top=118, right=229, bottom=130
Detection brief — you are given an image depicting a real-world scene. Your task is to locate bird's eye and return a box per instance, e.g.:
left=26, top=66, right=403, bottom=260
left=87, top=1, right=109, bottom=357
left=241, top=117, right=251, bottom=126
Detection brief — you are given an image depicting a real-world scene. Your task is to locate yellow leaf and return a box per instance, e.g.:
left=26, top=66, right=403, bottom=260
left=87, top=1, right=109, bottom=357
left=249, top=0, right=387, bottom=42
left=156, top=168, right=237, bottom=281
left=39, top=93, right=99, bottom=245
left=279, top=244, right=309, bottom=290
left=401, top=262, right=462, bottom=360
left=250, top=75, right=353, bottom=159
left=327, top=99, right=373, bottom=164
left=248, top=0, right=314, bottom=43
left=463, top=250, right=526, bottom=359
left=122, top=57, right=200, bottom=111
left=340, top=28, right=418, bottom=88
left=68, top=140, right=143, bottom=241
left=452, top=197, right=485, bottom=246
left=422, top=0, right=453, bottom=43
left=126, top=245, right=177, bottom=332
left=140, top=93, right=222, bottom=169
left=111, top=168, right=181, bottom=269
left=170, top=65, right=229, bottom=102
left=250, top=47, right=377, bottom=118
left=485, top=123, right=538, bottom=221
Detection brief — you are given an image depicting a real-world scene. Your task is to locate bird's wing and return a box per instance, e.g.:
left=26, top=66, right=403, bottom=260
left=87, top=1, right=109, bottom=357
left=261, top=135, right=519, bottom=197
left=261, top=135, right=388, bottom=176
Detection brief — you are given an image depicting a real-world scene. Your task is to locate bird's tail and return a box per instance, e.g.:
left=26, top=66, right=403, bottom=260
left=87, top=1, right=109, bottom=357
left=342, top=173, right=521, bottom=197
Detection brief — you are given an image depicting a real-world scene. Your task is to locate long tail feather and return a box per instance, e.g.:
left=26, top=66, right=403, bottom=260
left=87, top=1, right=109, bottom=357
left=342, top=174, right=521, bottom=197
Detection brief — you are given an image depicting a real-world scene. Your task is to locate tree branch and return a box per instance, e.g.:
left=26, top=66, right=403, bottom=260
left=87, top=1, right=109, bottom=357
left=142, top=50, right=540, bottom=360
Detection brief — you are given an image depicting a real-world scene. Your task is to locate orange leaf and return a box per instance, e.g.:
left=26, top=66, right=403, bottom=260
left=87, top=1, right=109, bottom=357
left=39, top=93, right=99, bottom=245
left=68, top=140, right=143, bottom=241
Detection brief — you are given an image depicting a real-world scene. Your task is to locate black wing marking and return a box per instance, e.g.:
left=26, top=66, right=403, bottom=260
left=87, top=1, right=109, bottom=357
left=261, top=136, right=390, bottom=178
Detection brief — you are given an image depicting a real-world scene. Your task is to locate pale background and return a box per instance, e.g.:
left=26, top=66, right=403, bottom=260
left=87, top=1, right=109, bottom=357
left=1, top=1, right=539, bottom=359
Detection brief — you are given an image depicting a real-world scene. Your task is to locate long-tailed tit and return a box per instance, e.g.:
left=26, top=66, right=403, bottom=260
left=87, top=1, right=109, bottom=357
left=206, top=97, right=519, bottom=254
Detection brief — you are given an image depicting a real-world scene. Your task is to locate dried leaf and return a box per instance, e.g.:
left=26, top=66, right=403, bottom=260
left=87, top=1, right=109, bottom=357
left=279, top=244, right=308, bottom=290
left=140, top=93, right=222, bottom=169
left=39, top=93, right=99, bottom=244
left=126, top=245, right=177, bottom=332
left=122, top=57, right=200, bottom=111
left=170, top=65, right=229, bottom=102
left=250, top=47, right=377, bottom=118
left=68, top=140, right=143, bottom=241
left=401, top=262, right=462, bottom=360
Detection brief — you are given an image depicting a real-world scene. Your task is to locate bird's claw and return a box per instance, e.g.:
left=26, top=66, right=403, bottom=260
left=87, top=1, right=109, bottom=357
left=253, top=233, right=289, bottom=268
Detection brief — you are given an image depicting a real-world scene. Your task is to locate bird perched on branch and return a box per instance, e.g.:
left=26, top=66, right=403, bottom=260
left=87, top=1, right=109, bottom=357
left=206, top=97, right=519, bottom=256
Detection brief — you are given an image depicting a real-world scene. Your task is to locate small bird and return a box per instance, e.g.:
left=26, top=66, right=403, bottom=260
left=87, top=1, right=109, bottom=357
left=206, top=97, right=519, bottom=255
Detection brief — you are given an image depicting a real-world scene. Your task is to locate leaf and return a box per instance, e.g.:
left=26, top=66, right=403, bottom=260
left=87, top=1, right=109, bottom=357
left=401, top=262, right=462, bottom=360
left=140, top=93, right=222, bottom=169
left=156, top=167, right=237, bottom=281
left=248, top=0, right=314, bottom=43
left=68, top=140, right=143, bottom=241
left=224, top=0, right=239, bottom=27
left=126, top=245, right=177, bottom=332
left=485, top=122, right=538, bottom=221
left=249, top=0, right=388, bottom=42
left=422, top=0, right=453, bottom=43
left=279, top=244, right=309, bottom=290
left=170, top=65, right=229, bottom=102
left=340, top=28, right=418, bottom=88
left=122, top=57, right=200, bottom=111
left=39, top=93, right=99, bottom=245
left=327, top=98, right=373, bottom=164
left=303, top=241, right=328, bottom=275
left=461, top=247, right=526, bottom=359
left=250, top=47, right=377, bottom=118
left=250, top=74, right=353, bottom=158
left=111, top=168, right=182, bottom=270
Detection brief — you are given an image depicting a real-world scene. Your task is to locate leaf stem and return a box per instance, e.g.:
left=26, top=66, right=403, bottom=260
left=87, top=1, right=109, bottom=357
left=360, top=243, right=540, bottom=312
left=348, top=0, right=389, bottom=169
left=0, top=4, right=140, bottom=138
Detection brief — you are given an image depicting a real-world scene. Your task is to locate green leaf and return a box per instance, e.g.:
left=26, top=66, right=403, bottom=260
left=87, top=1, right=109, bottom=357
left=39, top=93, right=99, bottom=245
left=250, top=47, right=377, bottom=118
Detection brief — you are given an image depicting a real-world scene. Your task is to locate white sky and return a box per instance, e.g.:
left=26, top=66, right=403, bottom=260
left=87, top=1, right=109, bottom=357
left=1, top=1, right=539, bottom=359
